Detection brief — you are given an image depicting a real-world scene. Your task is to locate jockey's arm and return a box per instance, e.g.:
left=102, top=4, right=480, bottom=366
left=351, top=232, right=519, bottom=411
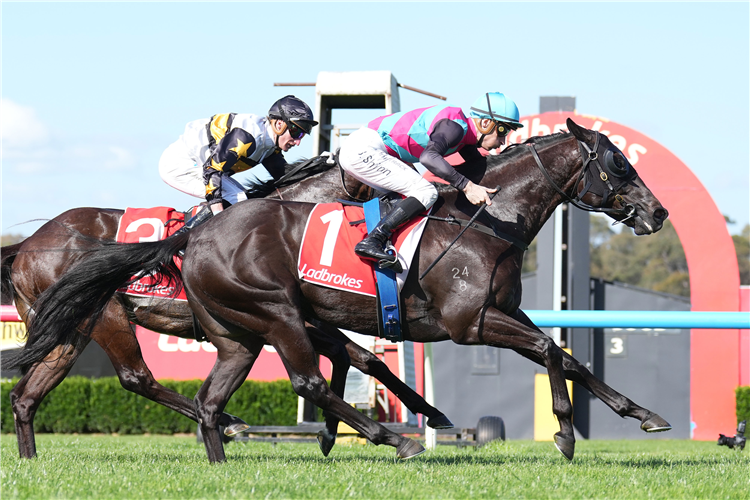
left=202, top=127, right=260, bottom=212
left=420, top=119, right=495, bottom=206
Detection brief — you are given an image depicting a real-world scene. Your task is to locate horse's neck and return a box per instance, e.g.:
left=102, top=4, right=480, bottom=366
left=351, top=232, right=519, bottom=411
left=480, top=136, right=583, bottom=244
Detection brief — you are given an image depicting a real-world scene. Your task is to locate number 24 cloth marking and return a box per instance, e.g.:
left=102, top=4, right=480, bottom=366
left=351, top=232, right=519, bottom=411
left=297, top=203, right=429, bottom=297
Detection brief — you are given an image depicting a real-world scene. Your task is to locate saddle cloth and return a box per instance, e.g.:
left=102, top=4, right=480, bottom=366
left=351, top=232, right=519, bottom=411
left=115, top=206, right=194, bottom=301
left=297, top=203, right=429, bottom=297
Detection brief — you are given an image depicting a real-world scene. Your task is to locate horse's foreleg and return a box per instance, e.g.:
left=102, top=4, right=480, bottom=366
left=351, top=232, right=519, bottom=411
left=270, top=324, right=424, bottom=460
left=349, top=347, right=453, bottom=428
left=449, top=306, right=575, bottom=459
left=511, top=309, right=671, bottom=433
left=309, top=321, right=453, bottom=429
left=10, top=342, right=87, bottom=458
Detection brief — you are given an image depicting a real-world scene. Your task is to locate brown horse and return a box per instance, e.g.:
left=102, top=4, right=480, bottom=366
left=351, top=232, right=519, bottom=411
left=8, top=119, right=672, bottom=462
left=1, top=160, right=450, bottom=460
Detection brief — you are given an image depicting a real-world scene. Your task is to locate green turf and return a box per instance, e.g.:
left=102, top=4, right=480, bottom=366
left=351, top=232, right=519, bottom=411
left=2, top=434, right=748, bottom=499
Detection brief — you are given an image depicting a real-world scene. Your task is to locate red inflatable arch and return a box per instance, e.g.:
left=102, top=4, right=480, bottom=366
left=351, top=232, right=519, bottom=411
left=508, top=112, right=742, bottom=440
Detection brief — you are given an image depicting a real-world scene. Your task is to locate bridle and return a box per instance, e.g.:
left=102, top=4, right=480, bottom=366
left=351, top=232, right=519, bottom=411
left=523, top=131, right=638, bottom=225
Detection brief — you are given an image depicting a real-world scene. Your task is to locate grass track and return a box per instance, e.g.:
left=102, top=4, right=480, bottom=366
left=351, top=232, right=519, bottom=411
left=2, top=434, right=749, bottom=499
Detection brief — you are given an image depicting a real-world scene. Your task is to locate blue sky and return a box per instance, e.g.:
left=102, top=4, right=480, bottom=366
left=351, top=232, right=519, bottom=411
left=2, top=2, right=749, bottom=237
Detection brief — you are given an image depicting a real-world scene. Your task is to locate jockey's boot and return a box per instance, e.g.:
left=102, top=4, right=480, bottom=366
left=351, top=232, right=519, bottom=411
left=173, top=206, right=213, bottom=237
left=174, top=207, right=214, bottom=257
left=355, top=196, right=426, bottom=269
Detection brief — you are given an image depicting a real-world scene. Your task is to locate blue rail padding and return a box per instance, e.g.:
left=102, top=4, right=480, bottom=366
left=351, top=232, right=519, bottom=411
left=523, top=310, right=750, bottom=329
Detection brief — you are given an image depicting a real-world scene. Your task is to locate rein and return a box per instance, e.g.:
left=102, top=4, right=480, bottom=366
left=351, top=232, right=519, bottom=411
left=338, top=165, right=371, bottom=203
left=339, top=197, right=528, bottom=252
left=424, top=213, right=528, bottom=251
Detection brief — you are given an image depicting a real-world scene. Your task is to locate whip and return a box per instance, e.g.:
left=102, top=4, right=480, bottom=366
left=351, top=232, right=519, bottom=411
left=419, top=186, right=500, bottom=280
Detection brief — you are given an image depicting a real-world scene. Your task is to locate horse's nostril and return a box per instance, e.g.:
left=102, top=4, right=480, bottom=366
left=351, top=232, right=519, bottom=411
left=654, top=208, right=669, bottom=222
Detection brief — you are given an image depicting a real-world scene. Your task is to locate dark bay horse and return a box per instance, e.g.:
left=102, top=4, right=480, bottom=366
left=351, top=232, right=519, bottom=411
left=9, top=119, right=672, bottom=462
left=1, top=161, right=450, bottom=460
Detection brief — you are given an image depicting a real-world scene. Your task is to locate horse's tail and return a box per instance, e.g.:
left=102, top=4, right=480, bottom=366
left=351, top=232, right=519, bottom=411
left=1, top=233, right=190, bottom=372
left=1, top=242, right=24, bottom=305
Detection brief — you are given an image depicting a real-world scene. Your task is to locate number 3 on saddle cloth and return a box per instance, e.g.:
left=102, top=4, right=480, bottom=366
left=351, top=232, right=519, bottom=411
left=298, top=199, right=430, bottom=342
left=114, top=206, right=200, bottom=301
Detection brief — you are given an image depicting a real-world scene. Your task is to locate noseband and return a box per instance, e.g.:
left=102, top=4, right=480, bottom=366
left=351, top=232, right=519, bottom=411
left=525, top=132, right=637, bottom=224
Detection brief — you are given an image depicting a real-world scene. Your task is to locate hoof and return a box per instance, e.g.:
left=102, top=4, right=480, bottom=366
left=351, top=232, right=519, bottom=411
left=396, top=439, right=426, bottom=460
left=426, top=414, right=454, bottom=430
left=223, top=415, right=250, bottom=437
left=641, top=413, right=672, bottom=433
left=553, top=433, right=575, bottom=461
left=317, top=429, right=336, bottom=457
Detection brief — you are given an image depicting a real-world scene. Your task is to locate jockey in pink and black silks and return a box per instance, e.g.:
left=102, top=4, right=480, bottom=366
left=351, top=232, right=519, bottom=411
left=159, top=95, right=318, bottom=233
left=338, top=92, right=524, bottom=268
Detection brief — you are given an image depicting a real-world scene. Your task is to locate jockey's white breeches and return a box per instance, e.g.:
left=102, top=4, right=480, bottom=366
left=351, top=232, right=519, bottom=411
left=338, top=127, right=438, bottom=209
left=158, top=139, right=247, bottom=204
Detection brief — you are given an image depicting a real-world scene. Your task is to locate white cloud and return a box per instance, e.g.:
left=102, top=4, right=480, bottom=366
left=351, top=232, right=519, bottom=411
left=11, top=161, right=48, bottom=174
left=1, top=99, right=50, bottom=148
left=2, top=99, right=139, bottom=174
left=103, top=146, right=136, bottom=170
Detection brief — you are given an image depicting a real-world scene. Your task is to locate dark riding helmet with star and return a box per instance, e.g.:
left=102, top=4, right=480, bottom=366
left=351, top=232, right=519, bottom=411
left=268, top=95, right=319, bottom=135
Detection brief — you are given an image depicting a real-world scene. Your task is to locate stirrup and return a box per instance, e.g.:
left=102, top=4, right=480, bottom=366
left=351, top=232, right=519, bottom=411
left=377, top=244, right=403, bottom=273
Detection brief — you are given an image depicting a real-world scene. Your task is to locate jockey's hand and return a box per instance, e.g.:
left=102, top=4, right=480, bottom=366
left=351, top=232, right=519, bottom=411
left=462, top=181, right=497, bottom=206
left=320, top=151, right=336, bottom=165
left=209, top=202, right=224, bottom=215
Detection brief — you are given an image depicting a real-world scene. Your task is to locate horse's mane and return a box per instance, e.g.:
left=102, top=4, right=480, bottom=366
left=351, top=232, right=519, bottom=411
left=434, top=132, right=571, bottom=196
left=496, top=132, right=571, bottom=162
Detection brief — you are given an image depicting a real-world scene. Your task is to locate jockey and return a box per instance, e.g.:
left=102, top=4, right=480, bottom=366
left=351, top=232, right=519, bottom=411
left=159, top=95, right=318, bottom=233
left=338, top=92, right=523, bottom=268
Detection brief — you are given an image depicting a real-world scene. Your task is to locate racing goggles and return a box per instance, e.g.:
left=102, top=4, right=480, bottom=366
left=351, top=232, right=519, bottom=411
left=286, top=122, right=306, bottom=140
left=494, top=122, right=511, bottom=137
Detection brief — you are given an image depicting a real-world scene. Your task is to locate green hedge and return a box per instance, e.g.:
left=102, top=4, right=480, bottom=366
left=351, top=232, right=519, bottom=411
left=1, top=376, right=297, bottom=434
left=737, top=386, right=750, bottom=425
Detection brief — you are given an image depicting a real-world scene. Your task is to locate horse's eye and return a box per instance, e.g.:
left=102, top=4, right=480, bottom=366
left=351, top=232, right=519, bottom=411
left=609, top=152, right=630, bottom=176
left=613, top=153, right=627, bottom=170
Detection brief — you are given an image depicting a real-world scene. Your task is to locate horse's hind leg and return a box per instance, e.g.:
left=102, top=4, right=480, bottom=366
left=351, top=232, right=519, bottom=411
left=192, top=336, right=264, bottom=463
left=10, top=342, right=88, bottom=458
left=95, top=300, right=249, bottom=434
left=305, top=324, right=351, bottom=457
left=511, top=309, right=672, bottom=432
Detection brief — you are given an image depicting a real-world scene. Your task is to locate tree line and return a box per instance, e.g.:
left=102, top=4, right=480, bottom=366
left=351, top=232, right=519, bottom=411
left=522, top=216, right=749, bottom=297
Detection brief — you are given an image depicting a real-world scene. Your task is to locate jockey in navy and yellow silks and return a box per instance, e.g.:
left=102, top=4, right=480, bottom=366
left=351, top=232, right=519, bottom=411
left=199, top=113, right=273, bottom=207
left=158, top=96, right=317, bottom=233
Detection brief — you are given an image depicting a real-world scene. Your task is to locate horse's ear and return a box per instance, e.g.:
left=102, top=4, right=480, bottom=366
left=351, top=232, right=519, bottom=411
left=566, top=118, right=593, bottom=142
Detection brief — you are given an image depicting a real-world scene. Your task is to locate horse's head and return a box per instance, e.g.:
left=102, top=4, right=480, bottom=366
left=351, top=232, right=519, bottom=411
left=566, top=118, right=669, bottom=235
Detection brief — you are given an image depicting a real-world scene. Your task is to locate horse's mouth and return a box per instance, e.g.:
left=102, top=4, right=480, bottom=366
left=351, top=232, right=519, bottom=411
left=615, top=202, right=667, bottom=236
left=630, top=210, right=667, bottom=235
left=632, top=218, right=655, bottom=235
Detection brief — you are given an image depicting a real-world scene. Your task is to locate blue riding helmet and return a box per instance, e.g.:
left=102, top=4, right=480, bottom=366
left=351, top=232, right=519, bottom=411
left=469, top=92, right=524, bottom=128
